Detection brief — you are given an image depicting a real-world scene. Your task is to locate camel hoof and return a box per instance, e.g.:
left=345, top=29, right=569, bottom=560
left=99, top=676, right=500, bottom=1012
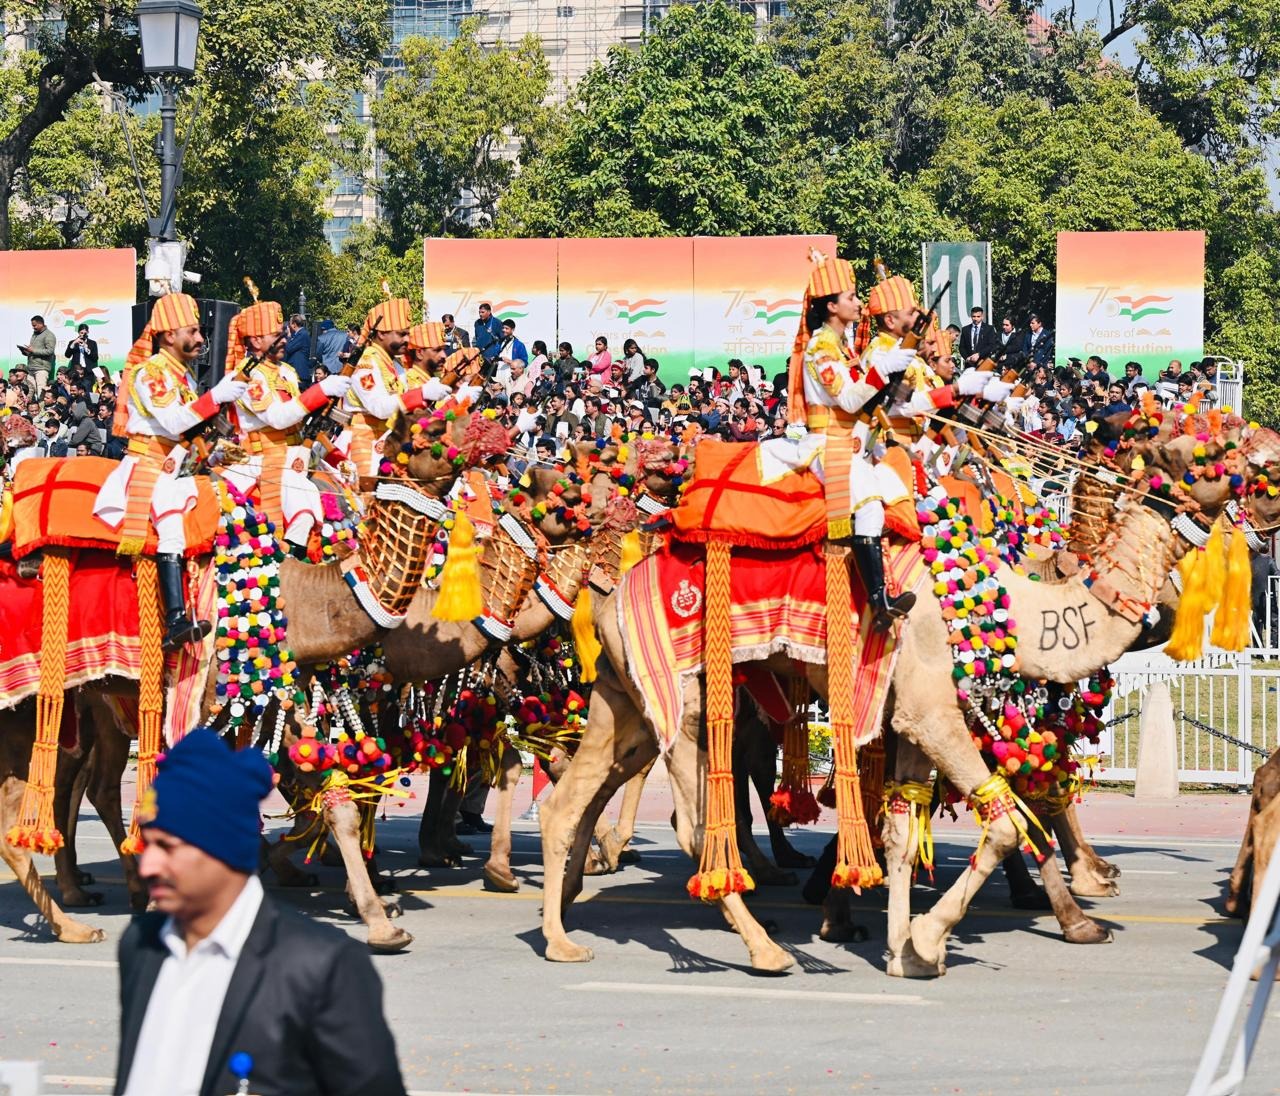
left=447, top=837, right=475, bottom=858
left=483, top=863, right=520, bottom=893
left=772, top=846, right=816, bottom=869
left=819, top=919, right=869, bottom=943
left=545, top=938, right=595, bottom=963
left=753, top=865, right=799, bottom=888
left=1063, top=919, right=1114, bottom=945
left=583, top=851, right=613, bottom=876
left=1225, top=893, right=1241, bottom=918
left=886, top=939, right=946, bottom=979
left=748, top=941, right=795, bottom=974
left=907, top=917, right=944, bottom=969
left=55, top=923, right=107, bottom=945
left=1102, top=861, right=1122, bottom=880
left=368, top=925, right=413, bottom=953
left=1069, top=878, right=1120, bottom=899
left=418, top=851, right=459, bottom=869
left=1009, top=887, right=1053, bottom=911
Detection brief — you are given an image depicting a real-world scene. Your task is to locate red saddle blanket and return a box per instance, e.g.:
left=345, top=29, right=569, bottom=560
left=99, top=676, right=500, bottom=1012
left=9, top=457, right=219, bottom=560
left=0, top=553, right=144, bottom=707
left=616, top=538, right=926, bottom=749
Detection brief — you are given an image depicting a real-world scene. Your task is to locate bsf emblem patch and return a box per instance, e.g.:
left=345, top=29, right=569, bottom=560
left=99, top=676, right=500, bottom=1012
left=850, top=437, right=862, bottom=455
left=162, top=457, right=177, bottom=473
left=290, top=458, right=306, bottom=473
left=670, top=579, right=702, bottom=619
left=359, top=373, right=376, bottom=391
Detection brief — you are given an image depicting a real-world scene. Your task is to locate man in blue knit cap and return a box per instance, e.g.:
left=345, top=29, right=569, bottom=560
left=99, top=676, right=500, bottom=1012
left=114, top=729, right=406, bottom=1096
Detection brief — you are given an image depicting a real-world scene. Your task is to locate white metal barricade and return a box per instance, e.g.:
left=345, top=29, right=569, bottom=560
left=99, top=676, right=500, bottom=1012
left=1187, top=841, right=1280, bottom=1094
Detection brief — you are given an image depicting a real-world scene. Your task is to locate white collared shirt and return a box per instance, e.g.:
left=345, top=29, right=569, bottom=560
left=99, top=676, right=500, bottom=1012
left=123, top=875, right=264, bottom=1096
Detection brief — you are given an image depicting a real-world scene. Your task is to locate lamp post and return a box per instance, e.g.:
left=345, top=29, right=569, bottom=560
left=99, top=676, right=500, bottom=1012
left=136, top=0, right=201, bottom=291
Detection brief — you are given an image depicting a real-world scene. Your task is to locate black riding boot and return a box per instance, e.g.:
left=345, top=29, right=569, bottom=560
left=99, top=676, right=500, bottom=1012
left=157, top=553, right=210, bottom=652
left=851, top=535, right=916, bottom=631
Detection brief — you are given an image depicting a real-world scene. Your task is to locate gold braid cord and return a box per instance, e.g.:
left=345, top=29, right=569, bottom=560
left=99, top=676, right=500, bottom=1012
left=7, top=549, right=72, bottom=853
left=123, top=556, right=165, bottom=853
left=968, top=772, right=1054, bottom=870
left=687, top=540, right=754, bottom=901
left=768, top=671, right=820, bottom=826
left=884, top=780, right=936, bottom=880
left=825, top=543, right=882, bottom=890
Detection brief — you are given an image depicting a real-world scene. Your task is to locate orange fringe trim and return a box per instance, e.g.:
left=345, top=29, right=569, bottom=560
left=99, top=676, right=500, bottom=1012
left=122, top=556, right=165, bottom=854
left=6, top=549, right=71, bottom=854
left=687, top=540, right=755, bottom=902
left=825, top=543, right=883, bottom=890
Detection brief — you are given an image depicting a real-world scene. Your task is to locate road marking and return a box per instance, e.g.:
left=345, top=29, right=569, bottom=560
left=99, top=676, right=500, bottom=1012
left=45, top=1076, right=113, bottom=1088
left=0, top=957, right=115, bottom=968
left=568, top=980, right=930, bottom=1005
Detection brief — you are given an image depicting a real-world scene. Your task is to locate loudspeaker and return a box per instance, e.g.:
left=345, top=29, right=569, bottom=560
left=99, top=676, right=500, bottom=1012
left=128, top=298, right=240, bottom=393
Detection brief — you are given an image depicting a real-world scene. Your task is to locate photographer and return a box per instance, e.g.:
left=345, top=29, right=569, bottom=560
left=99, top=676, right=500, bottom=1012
left=64, top=323, right=99, bottom=375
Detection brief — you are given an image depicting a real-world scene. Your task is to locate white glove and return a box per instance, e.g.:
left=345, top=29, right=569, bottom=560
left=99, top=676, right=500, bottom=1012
left=906, top=389, right=936, bottom=416
left=210, top=377, right=248, bottom=404
left=319, top=374, right=353, bottom=399
left=456, top=384, right=483, bottom=405
left=956, top=369, right=988, bottom=396
left=878, top=345, right=916, bottom=375
left=515, top=409, right=539, bottom=432
left=785, top=421, right=807, bottom=441
left=1006, top=395, right=1025, bottom=415
left=420, top=377, right=452, bottom=402
left=982, top=378, right=1014, bottom=403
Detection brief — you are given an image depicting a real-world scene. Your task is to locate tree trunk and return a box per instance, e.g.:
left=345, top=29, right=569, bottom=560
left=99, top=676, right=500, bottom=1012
left=0, top=167, right=12, bottom=251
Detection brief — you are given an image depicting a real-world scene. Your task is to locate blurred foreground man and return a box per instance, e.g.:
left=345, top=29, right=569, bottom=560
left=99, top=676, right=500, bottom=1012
left=115, top=729, right=405, bottom=1096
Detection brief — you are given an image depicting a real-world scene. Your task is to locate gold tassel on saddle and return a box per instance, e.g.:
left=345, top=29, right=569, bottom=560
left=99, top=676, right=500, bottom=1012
left=687, top=540, right=754, bottom=901
left=122, top=555, right=166, bottom=854
left=825, top=542, right=883, bottom=890
left=769, top=671, right=820, bottom=826
left=433, top=512, right=485, bottom=622
left=6, top=548, right=72, bottom=853
left=571, top=587, right=602, bottom=683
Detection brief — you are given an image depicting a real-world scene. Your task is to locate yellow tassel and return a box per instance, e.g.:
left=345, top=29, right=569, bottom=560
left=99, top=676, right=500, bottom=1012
left=618, top=529, right=643, bottom=576
left=0, top=485, right=12, bottom=544
left=1167, top=545, right=1212, bottom=661
left=1210, top=527, right=1253, bottom=652
left=571, top=587, right=601, bottom=683
left=432, top=513, right=485, bottom=622
left=1202, top=522, right=1226, bottom=613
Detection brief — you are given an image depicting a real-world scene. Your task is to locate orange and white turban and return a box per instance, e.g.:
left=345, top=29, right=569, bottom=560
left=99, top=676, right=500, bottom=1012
left=363, top=297, right=413, bottom=340
left=223, top=300, right=284, bottom=373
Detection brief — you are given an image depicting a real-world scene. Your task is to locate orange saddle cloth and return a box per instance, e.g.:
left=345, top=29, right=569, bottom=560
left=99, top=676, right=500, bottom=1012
left=672, top=439, right=920, bottom=548
left=9, top=457, right=219, bottom=560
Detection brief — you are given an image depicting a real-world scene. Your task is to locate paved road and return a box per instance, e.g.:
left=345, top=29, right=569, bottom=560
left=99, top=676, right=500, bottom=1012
left=0, top=792, right=1276, bottom=1096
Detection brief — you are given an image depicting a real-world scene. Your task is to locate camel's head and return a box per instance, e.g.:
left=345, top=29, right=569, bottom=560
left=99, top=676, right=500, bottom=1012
left=0, top=413, right=36, bottom=454
left=632, top=435, right=688, bottom=508
left=388, top=407, right=508, bottom=496
left=520, top=463, right=591, bottom=544
left=1240, top=427, right=1280, bottom=531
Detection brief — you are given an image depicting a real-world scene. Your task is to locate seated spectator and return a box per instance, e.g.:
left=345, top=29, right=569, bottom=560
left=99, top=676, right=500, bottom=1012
left=1099, top=382, right=1132, bottom=418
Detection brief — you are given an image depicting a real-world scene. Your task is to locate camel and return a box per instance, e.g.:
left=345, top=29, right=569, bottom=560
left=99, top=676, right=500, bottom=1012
left=0, top=408, right=497, bottom=947
left=536, top=454, right=1249, bottom=976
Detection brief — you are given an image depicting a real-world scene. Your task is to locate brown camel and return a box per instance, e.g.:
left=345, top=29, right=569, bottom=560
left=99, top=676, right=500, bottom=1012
left=537, top=479, right=1213, bottom=976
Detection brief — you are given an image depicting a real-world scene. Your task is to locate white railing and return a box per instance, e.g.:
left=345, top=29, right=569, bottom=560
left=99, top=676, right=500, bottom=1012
left=1207, top=356, right=1244, bottom=416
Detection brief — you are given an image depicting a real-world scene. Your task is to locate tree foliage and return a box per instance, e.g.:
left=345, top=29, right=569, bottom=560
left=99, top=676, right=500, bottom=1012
left=373, top=21, right=551, bottom=251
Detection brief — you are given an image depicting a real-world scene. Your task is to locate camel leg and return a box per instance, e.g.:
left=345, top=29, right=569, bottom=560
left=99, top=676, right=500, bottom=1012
left=1226, top=791, right=1259, bottom=917
left=1001, top=850, right=1051, bottom=910
left=881, top=738, right=930, bottom=957
left=82, top=713, right=145, bottom=911
left=663, top=714, right=793, bottom=974
left=483, top=745, right=523, bottom=893
left=418, top=768, right=462, bottom=868
left=541, top=664, right=657, bottom=963
left=53, top=740, right=100, bottom=908
left=592, top=758, right=654, bottom=873
left=1052, top=804, right=1121, bottom=896
left=733, top=721, right=796, bottom=888
left=889, top=707, right=1025, bottom=978
left=1037, top=847, right=1114, bottom=944
left=326, top=798, right=411, bottom=953
left=0, top=773, right=105, bottom=943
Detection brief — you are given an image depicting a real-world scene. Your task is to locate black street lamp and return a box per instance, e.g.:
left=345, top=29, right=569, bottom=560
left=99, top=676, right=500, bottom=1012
left=136, top=0, right=201, bottom=246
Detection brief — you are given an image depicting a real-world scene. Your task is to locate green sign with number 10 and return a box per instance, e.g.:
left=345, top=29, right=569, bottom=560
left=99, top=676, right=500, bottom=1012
left=920, top=242, right=992, bottom=331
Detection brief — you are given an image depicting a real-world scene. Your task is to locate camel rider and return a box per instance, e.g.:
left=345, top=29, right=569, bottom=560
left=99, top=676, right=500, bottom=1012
left=403, top=322, right=448, bottom=388
left=783, top=256, right=916, bottom=629
left=221, top=297, right=354, bottom=550
left=94, top=292, right=249, bottom=651
left=336, top=297, right=455, bottom=477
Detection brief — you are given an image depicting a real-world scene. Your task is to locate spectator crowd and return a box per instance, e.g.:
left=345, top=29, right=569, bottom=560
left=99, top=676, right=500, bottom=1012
left=2, top=301, right=1224, bottom=473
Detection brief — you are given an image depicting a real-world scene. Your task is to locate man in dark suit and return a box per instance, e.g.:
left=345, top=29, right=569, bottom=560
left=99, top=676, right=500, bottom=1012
left=958, top=306, right=999, bottom=365
left=115, top=730, right=405, bottom=1096
left=1022, top=314, right=1055, bottom=369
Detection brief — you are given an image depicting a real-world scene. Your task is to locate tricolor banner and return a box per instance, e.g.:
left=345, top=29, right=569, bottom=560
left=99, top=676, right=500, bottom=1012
left=1055, top=231, right=1205, bottom=378
left=0, top=248, right=138, bottom=375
